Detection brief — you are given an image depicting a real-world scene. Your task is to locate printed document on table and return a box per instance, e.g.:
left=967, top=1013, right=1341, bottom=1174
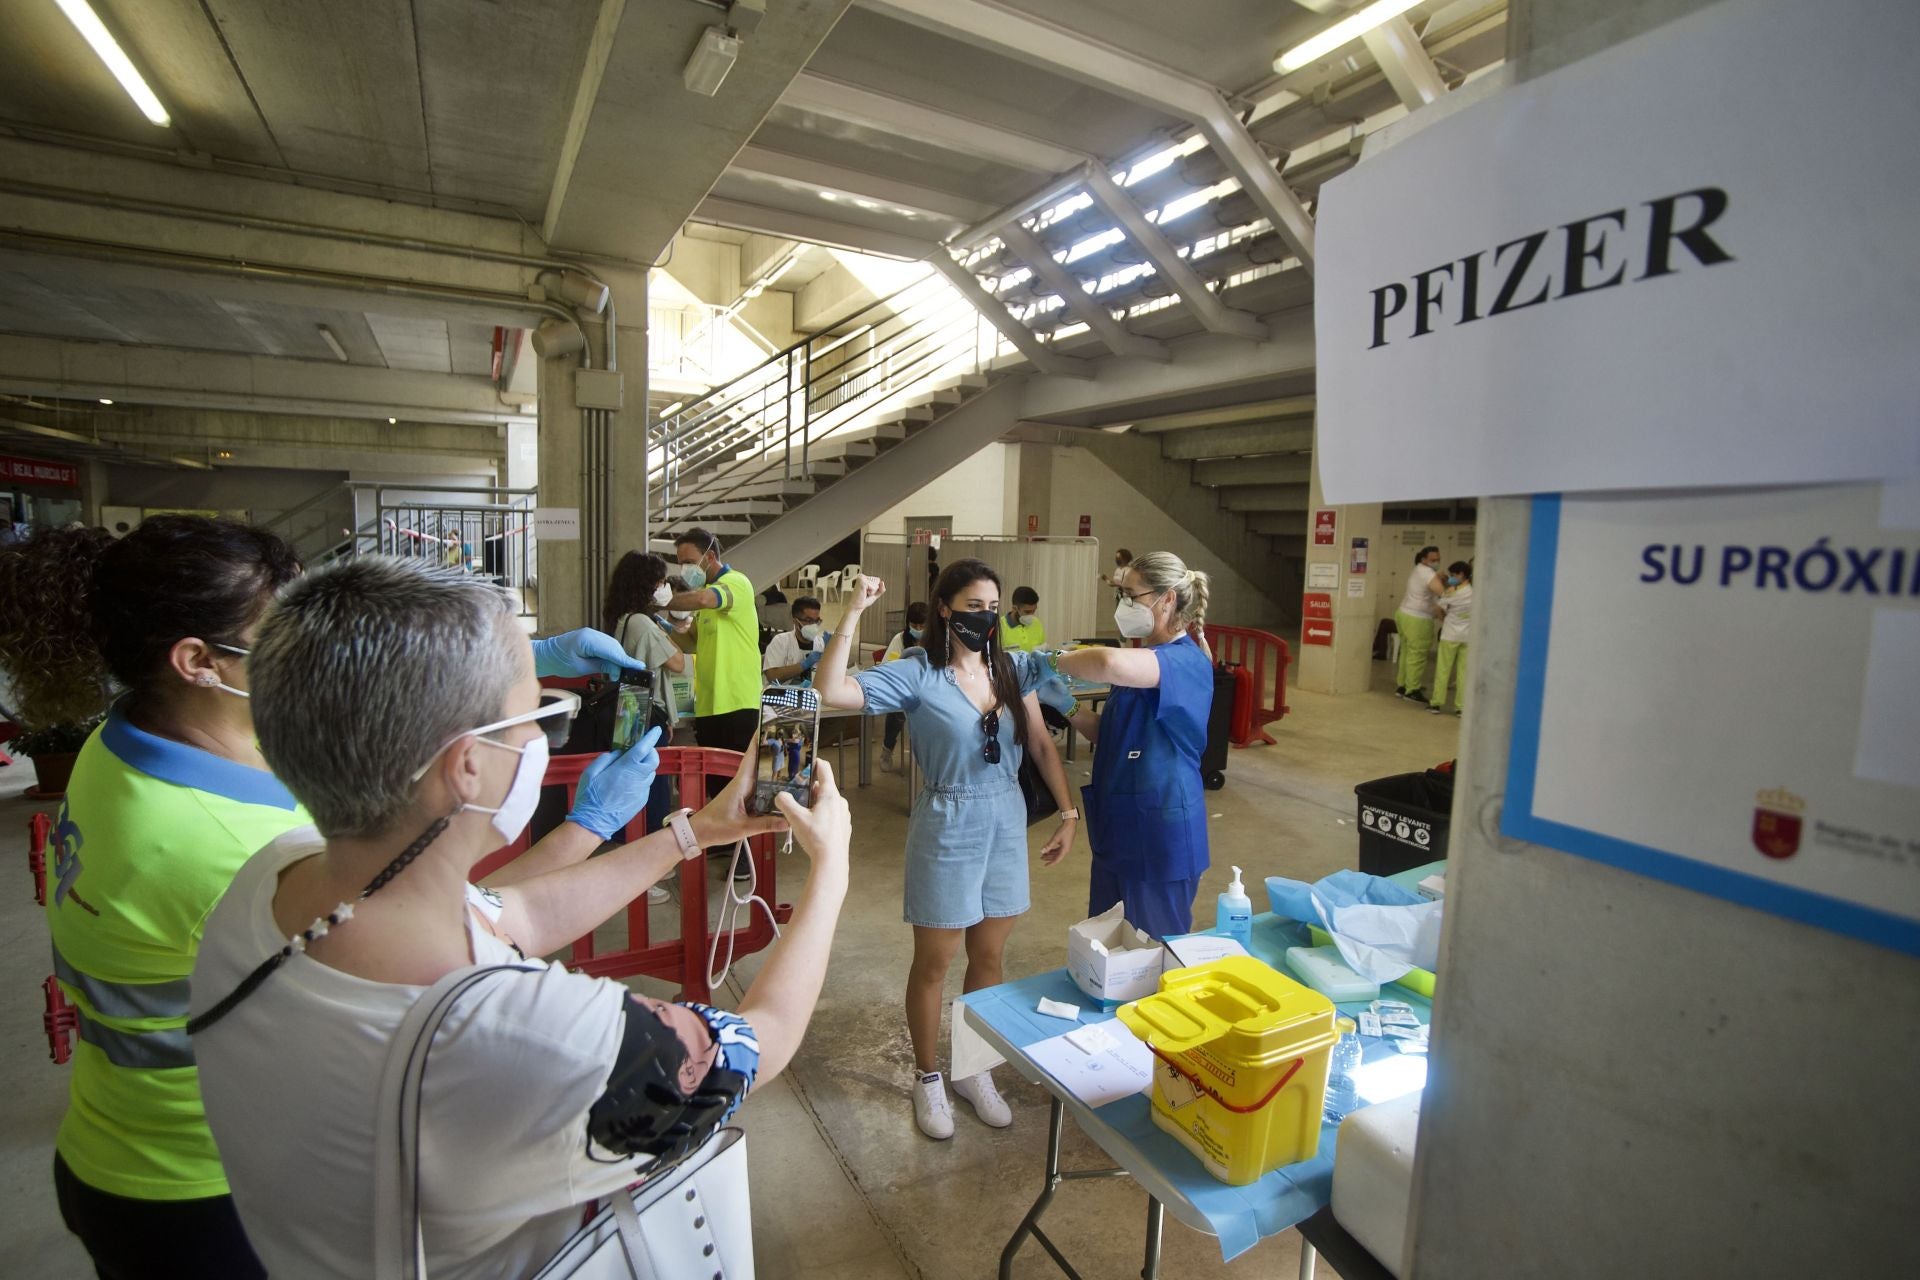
left=1026, top=1018, right=1154, bottom=1108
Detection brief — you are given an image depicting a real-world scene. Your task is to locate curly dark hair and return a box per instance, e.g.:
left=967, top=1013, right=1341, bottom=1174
left=601, top=551, right=671, bottom=637
left=88, top=515, right=301, bottom=709
left=0, top=525, right=117, bottom=730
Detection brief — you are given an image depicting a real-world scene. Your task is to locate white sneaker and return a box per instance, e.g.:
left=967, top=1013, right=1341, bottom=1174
left=952, top=1071, right=1013, bottom=1128
left=912, top=1071, right=954, bottom=1140
left=879, top=749, right=899, bottom=774
left=646, top=885, right=670, bottom=906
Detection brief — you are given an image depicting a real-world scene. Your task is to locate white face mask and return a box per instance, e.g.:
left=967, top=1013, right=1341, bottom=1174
left=1114, top=597, right=1157, bottom=639
left=799, top=622, right=822, bottom=642
left=652, top=583, right=672, bottom=607
left=463, top=733, right=548, bottom=842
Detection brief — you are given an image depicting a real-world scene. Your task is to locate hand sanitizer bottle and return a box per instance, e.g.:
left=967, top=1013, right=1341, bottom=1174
left=1217, top=865, right=1253, bottom=948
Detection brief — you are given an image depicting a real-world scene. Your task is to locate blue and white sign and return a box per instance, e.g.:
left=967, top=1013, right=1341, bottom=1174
left=1505, top=482, right=1920, bottom=955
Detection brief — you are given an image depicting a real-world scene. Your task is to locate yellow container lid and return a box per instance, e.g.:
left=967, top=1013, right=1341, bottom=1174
left=1116, top=956, right=1335, bottom=1056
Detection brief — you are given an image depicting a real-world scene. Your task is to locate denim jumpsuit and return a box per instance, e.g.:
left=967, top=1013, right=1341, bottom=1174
left=857, top=651, right=1043, bottom=928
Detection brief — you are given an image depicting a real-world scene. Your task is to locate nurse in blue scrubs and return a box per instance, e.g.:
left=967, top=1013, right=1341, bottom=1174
left=1045, top=551, right=1214, bottom=938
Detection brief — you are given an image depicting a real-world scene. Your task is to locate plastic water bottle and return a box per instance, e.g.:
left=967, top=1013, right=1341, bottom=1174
left=1324, top=1017, right=1363, bottom=1123
left=1216, top=865, right=1253, bottom=949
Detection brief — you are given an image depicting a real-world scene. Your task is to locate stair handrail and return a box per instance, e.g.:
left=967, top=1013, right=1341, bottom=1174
left=650, top=270, right=950, bottom=449
left=650, top=281, right=985, bottom=524
left=651, top=286, right=978, bottom=496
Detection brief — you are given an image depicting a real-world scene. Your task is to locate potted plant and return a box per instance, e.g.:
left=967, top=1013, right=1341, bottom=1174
left=0, top=525, right=115, bottom=799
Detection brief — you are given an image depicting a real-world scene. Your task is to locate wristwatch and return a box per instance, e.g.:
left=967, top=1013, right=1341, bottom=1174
left=1059, top=808, right=1080, bottom=821
left=665, top=808, right=701, bottom=860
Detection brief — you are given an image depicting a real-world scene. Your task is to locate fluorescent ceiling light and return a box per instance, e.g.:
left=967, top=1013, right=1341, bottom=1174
left=98, top=397, right=114, bottom=405
left=683, top=26, right=740, bottom=97
left=54, top=0, right=170, bottom=126
left=316, top=324, right=349, bottom=362
left=1275, top=0, right=1424, bottom=74
left=387, top=416, right=397, bottom=425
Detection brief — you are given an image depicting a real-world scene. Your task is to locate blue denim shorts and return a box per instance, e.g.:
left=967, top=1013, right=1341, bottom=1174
left=903, top=779, right=1030, bottom=929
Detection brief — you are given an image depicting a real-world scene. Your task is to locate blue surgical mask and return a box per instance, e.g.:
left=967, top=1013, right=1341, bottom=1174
left=680, top=563, right=707, bottom=591
left=907, top=627, right=922, bottom=641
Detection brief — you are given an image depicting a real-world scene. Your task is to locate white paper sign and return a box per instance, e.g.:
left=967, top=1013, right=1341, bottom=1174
left=1307, top=563, right=1338, bottom=590
left=1347, top=578, right=1367, bottom=598
left=1315, top=0, right=1920, bottom=504
left=1505, top=482, right=1920, bottom=955
left=532, top=507, right=580, bottom=541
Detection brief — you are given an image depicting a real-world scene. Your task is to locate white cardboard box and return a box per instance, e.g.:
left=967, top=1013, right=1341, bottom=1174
left=1066, top=904, right=1166, bottom=1004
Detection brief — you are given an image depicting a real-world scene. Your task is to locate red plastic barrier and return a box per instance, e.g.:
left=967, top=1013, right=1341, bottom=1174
left=29, top=811, right=50, bottom=906
left=470, top=747, right=788, bottom=1003
left=1199, top=624, right=1291, bottom=747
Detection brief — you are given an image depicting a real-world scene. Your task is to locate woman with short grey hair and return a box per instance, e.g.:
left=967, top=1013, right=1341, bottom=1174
left=187, top=557, right=853, bottom=1279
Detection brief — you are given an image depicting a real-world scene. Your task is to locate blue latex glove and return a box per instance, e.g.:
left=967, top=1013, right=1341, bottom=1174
left=1034, top=668, right=1079, bottom=717
left=532, top=628, right=647, bottom=679
left=567, top=726, right=662, bottom=839
left=800, top=650, right=822, bottom=675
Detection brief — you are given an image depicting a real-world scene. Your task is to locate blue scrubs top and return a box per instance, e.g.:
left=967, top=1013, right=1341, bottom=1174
left=1084, top=634, right=1212, bottom=882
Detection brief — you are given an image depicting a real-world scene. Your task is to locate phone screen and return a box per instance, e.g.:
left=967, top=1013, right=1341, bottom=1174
left=749, top=685, right=820, bottom=816
left=610, top=669, right=652, bottom=752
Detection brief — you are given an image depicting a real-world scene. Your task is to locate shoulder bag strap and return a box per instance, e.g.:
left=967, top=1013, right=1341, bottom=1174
left=373, top=965, right=540, bottom=1280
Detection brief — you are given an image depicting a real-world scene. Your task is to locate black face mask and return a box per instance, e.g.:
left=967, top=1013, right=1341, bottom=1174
left=946, top=609, right=997, bottom=653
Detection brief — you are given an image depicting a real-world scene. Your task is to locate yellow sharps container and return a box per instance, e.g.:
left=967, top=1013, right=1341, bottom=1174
left=1115, top=955, right=1338, bottom=1186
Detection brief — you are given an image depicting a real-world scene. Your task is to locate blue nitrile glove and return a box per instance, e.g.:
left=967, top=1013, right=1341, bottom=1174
left=1035, top=667, right=1078, bottom=717
left=568, top=726, right=662, bottom=839
left=532, top=628, right=647, bottom=679
left=800, top=650, right=822, bottom=675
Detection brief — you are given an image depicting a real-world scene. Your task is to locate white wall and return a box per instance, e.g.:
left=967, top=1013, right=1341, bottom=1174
left=864, top=442, right=1011, bottom=538
left=1045, top=445, right=1287, bottom=632
left=1372, top=522, right=1477, bottom=624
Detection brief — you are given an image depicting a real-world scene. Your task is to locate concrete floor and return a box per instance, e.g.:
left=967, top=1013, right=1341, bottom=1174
left=0, top=667, right=1458, bottom=1278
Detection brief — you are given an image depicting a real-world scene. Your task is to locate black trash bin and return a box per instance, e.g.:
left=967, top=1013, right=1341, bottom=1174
left=1353, top=770, right=1453, bottom=876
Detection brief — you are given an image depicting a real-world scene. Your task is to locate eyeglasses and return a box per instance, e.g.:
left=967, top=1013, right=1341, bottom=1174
left=1114, top=587, right=1160, bottom=604
left=408, top=689, right=581, bottom=782
left=980, top=708, right=1001, bottom=765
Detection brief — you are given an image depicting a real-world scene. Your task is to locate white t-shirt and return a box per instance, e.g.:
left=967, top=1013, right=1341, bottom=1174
left=1399, top=563, right=1440, bottom=618
left=1440, top=583, right=1473, bottom=643
left=191, top=830, right=646, bottom=1280
left=762, top=628, right=826, bottom=673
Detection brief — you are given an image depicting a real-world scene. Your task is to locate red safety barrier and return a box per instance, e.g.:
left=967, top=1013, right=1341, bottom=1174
left=1200, top=625, right=1291, bottom=747
left=470, top=747, right=788, bottom=1003
left=28, top=811, right=50, bottom=906
left=44, top=975, right=76, bottom=1065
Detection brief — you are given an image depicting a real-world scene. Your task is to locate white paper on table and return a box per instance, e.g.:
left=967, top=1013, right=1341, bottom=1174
left=1163, top=934, right=1250, bottom=969
left=1025, top=1018, right=1154, bottom=1108
left=1325, top=900, right=1444, bottom=983
left=950, top=1006, right=1006, bottom=1080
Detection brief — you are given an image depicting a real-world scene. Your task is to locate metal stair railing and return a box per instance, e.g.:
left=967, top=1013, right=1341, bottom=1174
left=649, top=272, right=991, bottom=526
left=333, top=482, right=540, bottom=618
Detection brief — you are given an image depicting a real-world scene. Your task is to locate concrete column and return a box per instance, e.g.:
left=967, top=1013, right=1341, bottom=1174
left=1292, top=424, right=1383, bottom=694
left=1011, top=441, right=1052, bottom=537
left=1406, top=1, right=1920, bottom=1276
left=601, top=267, right=650, bottom=567
left=536, top=352, right=583, bottom=633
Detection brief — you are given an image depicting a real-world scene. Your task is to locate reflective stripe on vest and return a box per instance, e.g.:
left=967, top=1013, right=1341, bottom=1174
left=51, top=941, right=191, bottom=1022
left=74, top=1008, right=196, bottom=1070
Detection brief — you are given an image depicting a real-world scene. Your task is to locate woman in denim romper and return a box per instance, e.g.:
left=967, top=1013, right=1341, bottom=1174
left=814, top=560, right=1079, bottom=1140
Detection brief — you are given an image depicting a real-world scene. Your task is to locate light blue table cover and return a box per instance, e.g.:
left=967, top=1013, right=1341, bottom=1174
left=958, top=906, right=1434, bottom=1261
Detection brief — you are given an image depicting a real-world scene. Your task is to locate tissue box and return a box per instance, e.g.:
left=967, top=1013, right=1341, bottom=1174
left=1416, top=874, right=1446, bottom=901
left=1067, top=904, right=1166, bottom=1003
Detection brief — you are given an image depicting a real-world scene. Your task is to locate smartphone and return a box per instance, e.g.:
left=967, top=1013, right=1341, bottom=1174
left=748, top=684, right=820, bottom=816
left=610, top=667, right=654, bottom=752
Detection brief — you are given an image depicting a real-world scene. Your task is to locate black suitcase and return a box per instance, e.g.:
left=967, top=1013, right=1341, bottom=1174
left=1201, top=664, right=1235, bottom=790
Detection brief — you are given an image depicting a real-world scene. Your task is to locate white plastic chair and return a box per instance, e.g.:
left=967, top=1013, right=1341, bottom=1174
left=817, top=568, right=846, bottom=603
left=795, top=564, right=820, bottom=592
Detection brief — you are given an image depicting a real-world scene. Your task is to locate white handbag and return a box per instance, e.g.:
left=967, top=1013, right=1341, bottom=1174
left=373, top=966, right=755, bottom=1280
